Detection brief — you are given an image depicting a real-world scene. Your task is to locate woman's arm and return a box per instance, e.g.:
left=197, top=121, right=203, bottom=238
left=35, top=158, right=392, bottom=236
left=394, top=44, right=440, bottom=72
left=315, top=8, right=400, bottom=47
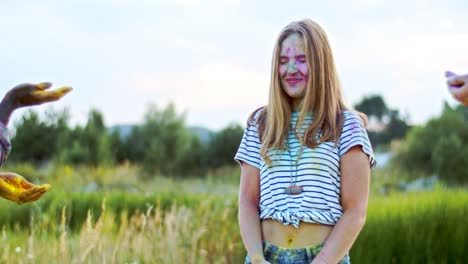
left=311, top=145, right=370, bottom=264
left=0, top=99, right=14, bottom=165
left=0, top=82, right=71, bottom=203
left=0, top=82, right=72, bottom=125
left=238, top=162, right=270, bottom=264
left=0, top=97, right=15, bottom=125
left=0, top=82, right=72, bottom=164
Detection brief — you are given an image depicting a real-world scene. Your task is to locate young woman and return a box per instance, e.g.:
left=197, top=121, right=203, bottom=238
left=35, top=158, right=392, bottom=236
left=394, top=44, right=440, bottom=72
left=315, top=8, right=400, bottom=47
left=235, top=19, right=376, bottom=264
left=0, top=82, right=72, bottom=204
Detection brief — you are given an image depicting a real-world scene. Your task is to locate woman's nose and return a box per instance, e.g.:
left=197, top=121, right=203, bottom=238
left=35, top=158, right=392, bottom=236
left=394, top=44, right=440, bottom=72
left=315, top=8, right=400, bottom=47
left=287, top=61, right=298, bottom=74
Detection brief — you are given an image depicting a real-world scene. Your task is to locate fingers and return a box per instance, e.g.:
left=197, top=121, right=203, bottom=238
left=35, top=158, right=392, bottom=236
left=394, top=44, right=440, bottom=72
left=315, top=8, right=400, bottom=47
left=35, top=82, right=53, bottom=90
left=445, top=71, right=468, bottom=106
left=19, top=189, right=44, bottom=203
left=0, top=172, right=51, bottom=204
left=0, top=173, right=50, bottom=204
left=25, top=185, right=49, bottom=203
left=30, top=86, right=73, bottom=103
left=40, top=183, right=51, bottom=192
left=448, top=77, right=468, bottom=106
left=447, top=76, right=465, bottom=88
left=18, top=184, right=50, bottom=204
left=450, top=87, right=468, bottom=106
left=50, top=86, right=73, bottom=98
left=17, top=188, right=37, bottom=204
left=12, top=82, right=51, bottom=93
left=445, top=71, right=456, bottom=78
left=18, top=176, right=36, bottom=189
left=8, top=82, right=72, bottom=108
left=445, top=71, right=467, bottom=86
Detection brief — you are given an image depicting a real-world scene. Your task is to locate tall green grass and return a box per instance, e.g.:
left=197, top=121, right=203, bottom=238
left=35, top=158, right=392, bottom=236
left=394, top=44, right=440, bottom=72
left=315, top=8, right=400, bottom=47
left=352, top=190, right=468, bottom=263
left=0, top=192, right=244, bottom=263
left=0, top=163, right=466, bottom=263
left=0, top=188, right=466, bottom=263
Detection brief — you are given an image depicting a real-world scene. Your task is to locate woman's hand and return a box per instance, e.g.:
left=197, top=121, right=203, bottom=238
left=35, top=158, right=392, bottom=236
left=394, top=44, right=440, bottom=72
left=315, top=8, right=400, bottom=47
left=446, top=71, right=468, bottom=106
left=0, top=82, right=72, bottom=125
left=0, top=172, right=50, bottom=204
left=3, top=82, right=72, bottom=109
left=251, top=255, right=271, bottom=264
left=252, top=259, right=271, bottom=264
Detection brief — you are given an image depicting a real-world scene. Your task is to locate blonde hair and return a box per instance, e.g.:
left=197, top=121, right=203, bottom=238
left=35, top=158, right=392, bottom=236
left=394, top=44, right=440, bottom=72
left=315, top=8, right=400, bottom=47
left=249, top=19, right=367, bottom=164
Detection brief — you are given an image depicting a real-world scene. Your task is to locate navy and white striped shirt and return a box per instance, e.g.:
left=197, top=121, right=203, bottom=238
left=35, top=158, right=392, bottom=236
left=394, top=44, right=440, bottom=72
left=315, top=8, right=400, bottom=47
left=235, top=110, right=376, bottom=228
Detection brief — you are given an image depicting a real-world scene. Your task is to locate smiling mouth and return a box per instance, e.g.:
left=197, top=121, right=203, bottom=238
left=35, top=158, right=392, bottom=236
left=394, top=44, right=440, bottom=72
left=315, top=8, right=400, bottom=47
left=285, top=78, right=303, bottom=85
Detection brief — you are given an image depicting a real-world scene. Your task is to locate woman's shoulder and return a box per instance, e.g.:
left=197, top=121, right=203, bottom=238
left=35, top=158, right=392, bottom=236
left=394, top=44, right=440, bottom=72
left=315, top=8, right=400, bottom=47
left=341, top=109, right=367, bottom=124
left=247, top=106, right=266, bottom=126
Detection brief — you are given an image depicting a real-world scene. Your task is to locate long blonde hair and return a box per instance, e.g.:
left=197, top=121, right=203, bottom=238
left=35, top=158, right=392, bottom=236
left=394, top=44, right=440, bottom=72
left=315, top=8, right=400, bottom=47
left=249, top=19, right=367, bottom=164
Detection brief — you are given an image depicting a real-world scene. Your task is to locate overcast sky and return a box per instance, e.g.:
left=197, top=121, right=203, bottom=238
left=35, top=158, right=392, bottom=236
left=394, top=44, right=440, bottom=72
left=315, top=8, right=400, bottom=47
left=1, top=0, right=467, bottom=130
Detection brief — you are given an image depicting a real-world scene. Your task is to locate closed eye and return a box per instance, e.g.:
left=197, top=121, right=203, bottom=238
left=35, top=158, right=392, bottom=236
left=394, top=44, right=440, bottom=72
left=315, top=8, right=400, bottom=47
left=279, top=56, right=288, bottom=64
left=296, top=55, right=307, bottom=63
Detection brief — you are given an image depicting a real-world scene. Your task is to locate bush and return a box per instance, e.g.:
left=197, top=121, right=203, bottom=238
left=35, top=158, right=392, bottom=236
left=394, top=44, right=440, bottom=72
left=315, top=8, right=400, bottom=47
left=393, top=103, right=468, bottom=185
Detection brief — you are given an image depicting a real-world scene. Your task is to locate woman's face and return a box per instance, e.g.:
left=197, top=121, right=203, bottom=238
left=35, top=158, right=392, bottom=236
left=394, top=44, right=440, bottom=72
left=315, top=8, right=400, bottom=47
left=278, top=33, right=309, bottom=105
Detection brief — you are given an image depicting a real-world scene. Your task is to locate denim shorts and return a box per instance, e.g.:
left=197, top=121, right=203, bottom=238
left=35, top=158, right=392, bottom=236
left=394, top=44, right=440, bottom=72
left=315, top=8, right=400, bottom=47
left=244, top=241, right=351, bottom=264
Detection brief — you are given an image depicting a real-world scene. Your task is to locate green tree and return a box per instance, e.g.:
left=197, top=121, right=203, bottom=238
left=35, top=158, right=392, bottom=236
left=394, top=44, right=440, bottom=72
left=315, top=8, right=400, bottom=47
left=83, top=110, right=113, bottom=165
left=394, top=103, right=468, bottom=184
left=382, top=110, right=410, bottom=143
left=206, top=123, right=244, bottom=168
left=355, top=95, right=410, bottom=149
left=109, top=130, right=128, bottom=164
left=127, top=103, right=203, bottom=176
left=58, top=109, right=113, bottom=166
left=354, top=94, right=388, bottom=121
left=10, top=108, right=70, bottom=164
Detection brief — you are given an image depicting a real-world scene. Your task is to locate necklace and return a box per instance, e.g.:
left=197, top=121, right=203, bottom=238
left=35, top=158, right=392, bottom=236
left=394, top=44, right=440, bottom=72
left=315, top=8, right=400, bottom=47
left=284, top=129, right=303, bottom=195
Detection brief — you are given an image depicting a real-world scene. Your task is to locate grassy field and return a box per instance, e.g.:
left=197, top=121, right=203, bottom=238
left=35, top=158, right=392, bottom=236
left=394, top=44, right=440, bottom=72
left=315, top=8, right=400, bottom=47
left=0, top=164, right=466, bottom=263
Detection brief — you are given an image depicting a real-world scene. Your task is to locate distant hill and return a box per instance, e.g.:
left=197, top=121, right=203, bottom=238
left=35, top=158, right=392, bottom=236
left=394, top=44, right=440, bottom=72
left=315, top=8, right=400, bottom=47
left=108, top=124, right=133, bottom=139
left=188, top=126, right=213, bottom=144
left=107, top=124, right=213, bottom=143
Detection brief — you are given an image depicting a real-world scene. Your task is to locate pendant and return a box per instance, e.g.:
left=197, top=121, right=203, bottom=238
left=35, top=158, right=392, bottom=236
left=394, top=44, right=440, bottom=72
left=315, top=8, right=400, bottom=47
left=284, top=185, right=303, bottom=195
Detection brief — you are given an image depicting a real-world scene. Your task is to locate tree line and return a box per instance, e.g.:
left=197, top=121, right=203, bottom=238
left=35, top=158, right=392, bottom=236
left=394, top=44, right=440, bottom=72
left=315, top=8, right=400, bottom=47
left=8, top=96, right=467, bottom=184
left=353, top=94, right=411, bottom=150
left=9, top=103, right=244, bottom=177
left=354, top=95, right=468, bottom=184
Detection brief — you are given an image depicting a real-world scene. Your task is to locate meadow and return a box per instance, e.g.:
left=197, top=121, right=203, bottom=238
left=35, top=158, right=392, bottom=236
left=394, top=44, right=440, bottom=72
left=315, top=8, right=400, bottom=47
left=0, top=163, right=466, bottom=263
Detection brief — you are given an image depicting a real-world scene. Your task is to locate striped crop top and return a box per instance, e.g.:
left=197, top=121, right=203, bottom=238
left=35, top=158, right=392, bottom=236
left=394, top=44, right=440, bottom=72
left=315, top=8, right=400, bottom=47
left=234, top=110, right=376, bottom=228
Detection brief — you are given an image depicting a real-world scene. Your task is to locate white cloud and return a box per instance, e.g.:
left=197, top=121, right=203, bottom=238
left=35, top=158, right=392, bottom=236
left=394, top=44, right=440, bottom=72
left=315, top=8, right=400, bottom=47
left=123, top=63, right=270, bottom=129
left=1, top=0, right=468, bottom=130
left=174, top=0, right=201, bottom=7
left=131, top=63, right=269, bottom=112
left=179, top=63, right=269, bottom=110
left=335, top=21, right=468, bottom=72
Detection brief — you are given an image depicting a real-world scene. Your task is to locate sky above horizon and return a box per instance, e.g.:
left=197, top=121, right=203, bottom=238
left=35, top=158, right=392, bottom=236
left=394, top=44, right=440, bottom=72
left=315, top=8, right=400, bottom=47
left=1, top=0, right=467, bottom=130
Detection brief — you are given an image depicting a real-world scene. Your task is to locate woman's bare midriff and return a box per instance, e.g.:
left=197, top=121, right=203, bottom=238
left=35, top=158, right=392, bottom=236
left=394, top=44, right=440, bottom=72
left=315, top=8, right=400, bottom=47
left=261, top=219, right=333, bottom=248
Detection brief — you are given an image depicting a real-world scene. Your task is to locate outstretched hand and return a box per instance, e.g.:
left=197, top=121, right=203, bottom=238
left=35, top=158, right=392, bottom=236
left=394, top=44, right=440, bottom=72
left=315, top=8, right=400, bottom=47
left=446, top=71, right=468, bottom=106
left=3, top=82, right=72, bottom=109
left=0, top=172, right=50, bottom=204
